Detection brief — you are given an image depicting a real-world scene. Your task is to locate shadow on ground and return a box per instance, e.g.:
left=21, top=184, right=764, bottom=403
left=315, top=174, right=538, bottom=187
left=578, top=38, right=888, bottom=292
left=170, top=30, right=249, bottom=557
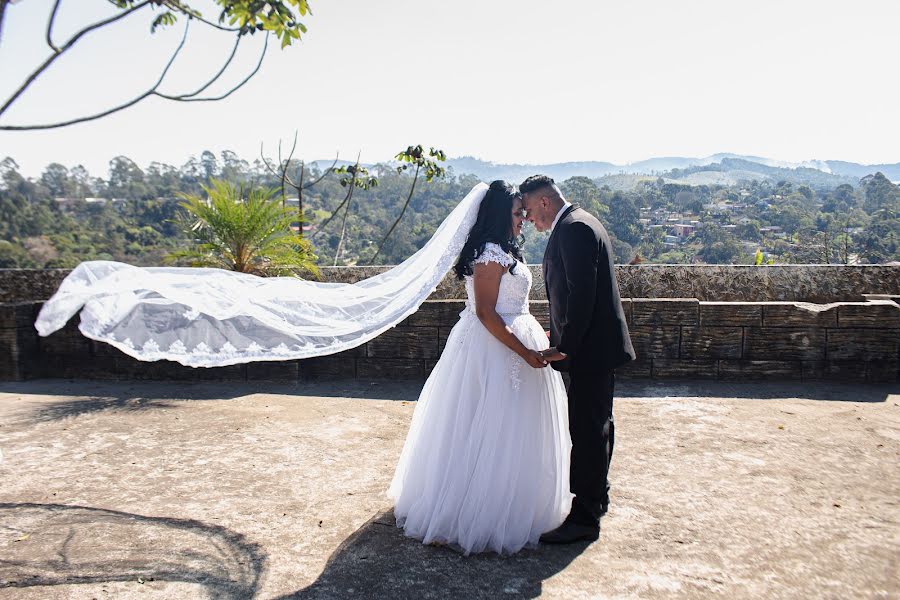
left=3, top=378, right=896, bottom=424
left=0, top=503, right=265, bottom=599
left=277, top=510, right=588, bottom=600
left=617, top=380, right=898, bottom=403
left=0, top=380, right=421, bottom=424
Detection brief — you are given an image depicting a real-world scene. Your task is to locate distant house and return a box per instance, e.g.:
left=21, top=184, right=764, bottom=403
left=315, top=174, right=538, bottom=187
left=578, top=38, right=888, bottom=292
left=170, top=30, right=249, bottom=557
left=671, top=223, right=695, bottom=237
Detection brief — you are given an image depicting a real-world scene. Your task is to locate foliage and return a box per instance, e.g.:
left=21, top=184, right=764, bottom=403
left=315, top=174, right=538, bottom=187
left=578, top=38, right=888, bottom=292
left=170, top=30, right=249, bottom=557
left=369, top=146, right=446, bottom=264
left=2, top=152, right=899, bottom=270
left=167, top=180, right=318, bottom=277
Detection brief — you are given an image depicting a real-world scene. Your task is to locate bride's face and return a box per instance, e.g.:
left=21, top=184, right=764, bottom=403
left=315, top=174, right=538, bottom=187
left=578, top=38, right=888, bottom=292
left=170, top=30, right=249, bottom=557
left=511, top=197, right=526, bottom=237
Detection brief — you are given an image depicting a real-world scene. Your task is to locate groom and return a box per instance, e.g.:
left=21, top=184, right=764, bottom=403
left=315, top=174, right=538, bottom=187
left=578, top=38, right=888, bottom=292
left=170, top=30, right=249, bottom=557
left=519, top=175, right=636, bottom=544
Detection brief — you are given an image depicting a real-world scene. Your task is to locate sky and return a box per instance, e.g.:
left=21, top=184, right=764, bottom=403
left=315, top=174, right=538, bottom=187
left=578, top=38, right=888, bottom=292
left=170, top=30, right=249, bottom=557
left=1, top=0, right=899, bottom=179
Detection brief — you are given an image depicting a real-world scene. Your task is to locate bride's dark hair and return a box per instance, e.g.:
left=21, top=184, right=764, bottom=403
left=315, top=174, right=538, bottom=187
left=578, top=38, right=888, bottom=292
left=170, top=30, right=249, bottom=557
left=453, top=180, right=524, bottom=280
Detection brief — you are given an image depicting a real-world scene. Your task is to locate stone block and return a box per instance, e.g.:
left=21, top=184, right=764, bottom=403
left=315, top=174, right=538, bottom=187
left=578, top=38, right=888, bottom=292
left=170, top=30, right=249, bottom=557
left=438, top=327, right=452, bottom=353
left=827, top=329, right=900, bottom=361
left=617, top=359, right=651, bottom=379
left=529, top=301, right=550, bottom=329
left=837, top=301, right=900, bottom=328
left=37, top=318, right=90, bottom=357
left=801, top=361, right=869, bottom=383
left=632, top=299, right=699, bottom=326
left=620, top=298, right=633, bottom=326
left=299, top=355, right=356, bottom=380
left=699, top=302, right=762, bottom=326
left=247, top=361, right=300, bottom=382
left=629, top=326, right=679, bottom=359
left=0, top=302, right=40, bottom=330
left=761, top=303, right=837, bottom=327
left=0, top=328, right=20, bottom=380
left=744, top=327, right=825, bottom=361
left=680, top=326, right=743, bottom=359
left=651, top=359, right=718, bottom=379
left=719, top=360, right=801, bottom=381
left=115, top=355, right=246, bottom=381
left=405, top=301, right=466, bottom=327
left=366, top=327, right=438, bottom=359
left=357, top=358, right=424, bottom=380
left=867, top=360, right=899, bottom=383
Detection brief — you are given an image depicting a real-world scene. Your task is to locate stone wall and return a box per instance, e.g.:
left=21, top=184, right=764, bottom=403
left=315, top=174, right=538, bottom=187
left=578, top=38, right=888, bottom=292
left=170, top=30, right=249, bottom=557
left=2, top=297, right=898, bottom=383
left=3, top=264, right=899, bottom=304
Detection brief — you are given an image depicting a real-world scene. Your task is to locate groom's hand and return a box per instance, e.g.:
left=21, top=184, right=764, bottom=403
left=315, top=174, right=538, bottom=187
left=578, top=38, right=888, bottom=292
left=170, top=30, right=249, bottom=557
left=539, top=347, right=567, bottom=362
left=523, top=349, right=549, bottom=369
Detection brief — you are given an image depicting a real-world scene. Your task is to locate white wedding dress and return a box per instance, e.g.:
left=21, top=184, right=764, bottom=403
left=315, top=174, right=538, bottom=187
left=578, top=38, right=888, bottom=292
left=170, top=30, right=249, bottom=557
left=388, top=243, right=573, bottom=555
left=33, top=183, right=573, bottom=555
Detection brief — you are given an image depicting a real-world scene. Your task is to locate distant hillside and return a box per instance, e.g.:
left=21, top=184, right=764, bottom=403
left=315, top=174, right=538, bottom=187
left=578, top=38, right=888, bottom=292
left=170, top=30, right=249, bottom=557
left=826, top=160, right=900, bottom=181
left=310, top=154, right=898, bottom=189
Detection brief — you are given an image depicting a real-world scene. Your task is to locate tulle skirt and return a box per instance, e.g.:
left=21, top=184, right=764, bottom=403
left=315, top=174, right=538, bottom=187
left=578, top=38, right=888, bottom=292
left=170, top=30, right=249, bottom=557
left=388, top=309, right=573, bottom=555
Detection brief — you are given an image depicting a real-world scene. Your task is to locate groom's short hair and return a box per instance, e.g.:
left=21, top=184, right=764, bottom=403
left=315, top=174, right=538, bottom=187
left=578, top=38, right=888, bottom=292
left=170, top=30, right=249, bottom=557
left=519, top=174, right=559, bottom=198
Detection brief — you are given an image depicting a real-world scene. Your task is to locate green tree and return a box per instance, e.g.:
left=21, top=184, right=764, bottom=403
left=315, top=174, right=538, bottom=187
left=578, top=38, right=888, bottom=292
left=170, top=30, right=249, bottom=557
left=369, top=145, right=446, bottom=264
left=606, top=191, right=642, bottom=246
left=168, top=179, right=318, bottom=277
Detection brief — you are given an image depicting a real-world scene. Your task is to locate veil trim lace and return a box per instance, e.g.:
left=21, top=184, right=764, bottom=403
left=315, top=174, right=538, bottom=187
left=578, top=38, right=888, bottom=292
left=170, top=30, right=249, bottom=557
left=34, top=183, right=489, bottom=368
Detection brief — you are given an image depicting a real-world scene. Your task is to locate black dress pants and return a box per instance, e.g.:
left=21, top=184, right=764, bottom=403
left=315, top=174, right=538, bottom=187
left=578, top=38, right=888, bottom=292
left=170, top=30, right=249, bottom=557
left=562, top=367, right=615, bottom=528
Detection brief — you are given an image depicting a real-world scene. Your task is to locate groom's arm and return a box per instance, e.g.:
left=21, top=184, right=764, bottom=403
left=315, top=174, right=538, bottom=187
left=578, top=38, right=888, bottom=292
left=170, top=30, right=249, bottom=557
left=556, top=222, right=599, bottom=359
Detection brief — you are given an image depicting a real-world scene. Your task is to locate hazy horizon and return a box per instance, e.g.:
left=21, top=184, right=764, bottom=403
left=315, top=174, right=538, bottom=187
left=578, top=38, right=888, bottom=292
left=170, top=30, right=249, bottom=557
left=2, top=0, right=899, bottom=179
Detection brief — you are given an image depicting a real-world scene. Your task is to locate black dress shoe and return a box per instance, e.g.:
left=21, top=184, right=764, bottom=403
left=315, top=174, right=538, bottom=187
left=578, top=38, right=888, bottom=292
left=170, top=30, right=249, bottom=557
left=539, top=520, right=600, bottom=544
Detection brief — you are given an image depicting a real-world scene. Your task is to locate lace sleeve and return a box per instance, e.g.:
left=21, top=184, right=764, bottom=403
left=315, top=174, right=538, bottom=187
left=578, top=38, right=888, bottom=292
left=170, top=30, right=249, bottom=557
left=473, top=242, right=514, bottom=268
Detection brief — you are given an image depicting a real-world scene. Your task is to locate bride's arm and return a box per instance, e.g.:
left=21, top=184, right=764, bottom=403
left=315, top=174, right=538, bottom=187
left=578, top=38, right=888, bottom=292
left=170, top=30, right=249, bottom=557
left=472, top=262, right=548, bottom=369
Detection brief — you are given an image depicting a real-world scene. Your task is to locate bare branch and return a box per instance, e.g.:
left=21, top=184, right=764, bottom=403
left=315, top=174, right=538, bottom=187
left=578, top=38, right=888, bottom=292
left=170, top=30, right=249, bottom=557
left=169, top=33, right=241, bottom=99
left=303, top=153, right=340, bottom=189
left=0, top=0, right=154, bottom=120
left=0, top=0, right=12, bottom=45
left=334, top=152, right=362, bottom=266
left=162, top=0, right=240, bottom=32
left=46, top=0, right=62, bottom=52
left=370, top=164, right=420, bottom=265
left=279, top=130, right=299, bottom=188
left=0, top=16, right=188, bottom=131
left=259, top=142, right=284, bottom=179
left=155, top=33, right=269, bottom=103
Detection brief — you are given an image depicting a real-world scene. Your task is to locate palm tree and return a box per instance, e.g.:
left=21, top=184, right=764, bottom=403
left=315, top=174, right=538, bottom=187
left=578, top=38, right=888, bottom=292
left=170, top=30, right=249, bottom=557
left=167, top=179, right=319, bottom=278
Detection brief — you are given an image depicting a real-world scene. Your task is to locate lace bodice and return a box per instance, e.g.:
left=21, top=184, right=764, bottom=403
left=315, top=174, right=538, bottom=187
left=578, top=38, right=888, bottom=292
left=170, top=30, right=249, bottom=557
left=464, top=243, right=532, bottom=315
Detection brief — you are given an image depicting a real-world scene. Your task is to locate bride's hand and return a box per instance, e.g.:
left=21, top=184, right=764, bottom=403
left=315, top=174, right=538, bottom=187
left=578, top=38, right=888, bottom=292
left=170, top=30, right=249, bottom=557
left=539, top=348, right=567, bottom=362
left=522, top=349, right=549, bottom=369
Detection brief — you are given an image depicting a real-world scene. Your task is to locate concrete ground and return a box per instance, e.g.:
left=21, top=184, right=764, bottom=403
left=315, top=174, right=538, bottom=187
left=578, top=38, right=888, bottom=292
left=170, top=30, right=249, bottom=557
left=0, top=378, right=898, bottom=600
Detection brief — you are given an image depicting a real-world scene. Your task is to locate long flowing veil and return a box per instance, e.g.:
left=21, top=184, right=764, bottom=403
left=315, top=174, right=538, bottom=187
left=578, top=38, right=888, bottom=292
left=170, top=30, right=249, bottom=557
left=34, top=183, right=489, bottom=367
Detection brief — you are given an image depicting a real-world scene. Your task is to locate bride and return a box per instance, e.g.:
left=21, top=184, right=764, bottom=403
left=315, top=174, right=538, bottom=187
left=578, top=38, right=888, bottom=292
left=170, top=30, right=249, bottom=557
left=388, top=181, right=572, bottom=554
left=34, top=180, right=573, bottom=555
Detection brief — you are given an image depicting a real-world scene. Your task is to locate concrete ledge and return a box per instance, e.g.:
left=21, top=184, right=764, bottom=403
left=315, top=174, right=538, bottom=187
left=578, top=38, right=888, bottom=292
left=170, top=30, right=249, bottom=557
left=3, top=298, right=898, bottom=384
left=4, top=264, right=899, bottom=304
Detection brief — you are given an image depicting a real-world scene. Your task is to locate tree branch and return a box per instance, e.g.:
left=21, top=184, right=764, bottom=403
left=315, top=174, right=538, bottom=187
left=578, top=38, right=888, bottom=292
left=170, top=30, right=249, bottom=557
left=0, top=16, right=188, bottom=131
left=46, top=0, right=62, bottom=52
left=167, top=33, right=241, bottom=100
left=370, top=164, right=420, bottom=264
left=155, top=32, right=269, bottom=102
left=162, top=0, right=241, bottom=32
left=0, top=0, right=12, bottom=45
left=0, top=0, right=154, bottom=120
left=303, top=153, right=340, bottom=189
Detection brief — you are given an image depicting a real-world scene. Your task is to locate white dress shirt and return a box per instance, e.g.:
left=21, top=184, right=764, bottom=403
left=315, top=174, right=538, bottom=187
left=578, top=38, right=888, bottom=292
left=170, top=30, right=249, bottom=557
left=550, top=201, right=572, bottom=234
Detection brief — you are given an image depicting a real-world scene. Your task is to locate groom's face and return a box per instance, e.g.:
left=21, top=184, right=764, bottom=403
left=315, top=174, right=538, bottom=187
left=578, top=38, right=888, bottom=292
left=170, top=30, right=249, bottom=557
left=521, top=189, right=555, bottom=232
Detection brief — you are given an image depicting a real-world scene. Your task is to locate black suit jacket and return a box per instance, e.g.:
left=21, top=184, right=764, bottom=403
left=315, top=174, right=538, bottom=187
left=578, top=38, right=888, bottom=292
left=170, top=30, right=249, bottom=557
left=543, top=205, right=636, bottom=372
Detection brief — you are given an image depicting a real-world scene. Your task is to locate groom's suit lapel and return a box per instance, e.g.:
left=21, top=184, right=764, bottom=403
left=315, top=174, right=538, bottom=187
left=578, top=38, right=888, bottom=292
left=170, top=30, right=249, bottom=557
left=543, top=204, right=580, bottom=299
left=546, top=204, right=579, bottom=250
